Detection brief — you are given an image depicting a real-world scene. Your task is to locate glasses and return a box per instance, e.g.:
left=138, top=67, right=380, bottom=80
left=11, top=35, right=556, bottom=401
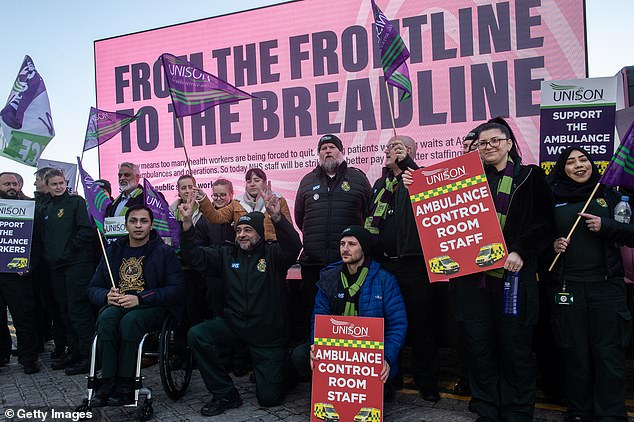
left=477, top=138, right=508, bottom=150
left=118, top=172, right=133, bottom=178
left=212, top=193, right=228, bottom=199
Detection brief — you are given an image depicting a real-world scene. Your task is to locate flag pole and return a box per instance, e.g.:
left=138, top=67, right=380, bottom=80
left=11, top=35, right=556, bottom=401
left=384, top=82, right=398, bottom=138
left=74, top=150, right=85, bottom=193
left=96, top=228, right=116, bottom=289
left=548, top=181, right=601, bottom=271
left=175, top=116, right=193, bottom=175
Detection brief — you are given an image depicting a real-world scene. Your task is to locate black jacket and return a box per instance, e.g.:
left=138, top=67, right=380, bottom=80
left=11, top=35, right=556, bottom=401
left=180, top=217, right=302, bottom=345
left=498, top=164, right=555, bottom=273
left=550, top=188, right=634, bottom=280
left=36, top=191, right=95, bottom=268
left=369, top=155, right=423, bottom=259
left=87, top=231, right=185, bottom=319
left=295, top=161, right=371, bottom=266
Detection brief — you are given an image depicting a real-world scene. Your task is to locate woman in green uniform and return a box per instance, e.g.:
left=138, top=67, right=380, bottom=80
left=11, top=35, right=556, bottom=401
left=549, top=147, right=634, bottom=422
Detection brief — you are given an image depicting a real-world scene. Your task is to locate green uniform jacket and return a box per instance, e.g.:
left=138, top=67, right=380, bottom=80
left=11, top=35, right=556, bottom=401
left=180, top=216, right=302, bottom=346
left=37, top=191, right=95, bottom=268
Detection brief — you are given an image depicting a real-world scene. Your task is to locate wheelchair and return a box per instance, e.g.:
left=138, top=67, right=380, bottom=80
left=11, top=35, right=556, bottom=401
left=76, top=313, right=193, bottom=421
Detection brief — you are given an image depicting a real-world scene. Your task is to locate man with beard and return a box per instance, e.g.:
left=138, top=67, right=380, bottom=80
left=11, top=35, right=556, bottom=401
left=179, top=189, right=301, bottom=417
left=0, top=172, right=40, bottom=373
left=294, top=134, right=371, bottom=339
left=107, top=162, right=144, bottom=218
left=365, top=136, right=440, bottom=402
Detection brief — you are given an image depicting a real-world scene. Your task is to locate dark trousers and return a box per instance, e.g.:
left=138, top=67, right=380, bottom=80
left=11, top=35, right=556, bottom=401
left=452, top=274, right=538, bottom=422
left=0, top=274, right=40, bottom=364
left=299, top=264, right=325, bottom=341
left=184, top=269, right=212, bottom=326
left=33, top=261, right=66, bottom=352
left=550, top=278, right=630, bottom=421
left=188, top=317, right=289, bottom=407
left=97, top=305, right=165, bottom=378
left=380, top=257, right=438, bottom=391
left=51, top=262, right=95, bottom=357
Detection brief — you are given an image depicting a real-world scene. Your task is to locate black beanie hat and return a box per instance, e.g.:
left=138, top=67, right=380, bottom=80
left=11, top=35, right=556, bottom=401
left=340, top=225, right=372, bottom=257
left=236, top=212, right=265, bottom=238
left=318, top=134, right=343, bottom=152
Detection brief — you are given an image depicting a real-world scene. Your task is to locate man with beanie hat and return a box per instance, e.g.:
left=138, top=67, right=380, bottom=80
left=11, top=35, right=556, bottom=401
left=179, top=192, right=302, bottom=417
left=294, top=134, right=372, bottom=341
left=291, top=225, right=407, bottom=401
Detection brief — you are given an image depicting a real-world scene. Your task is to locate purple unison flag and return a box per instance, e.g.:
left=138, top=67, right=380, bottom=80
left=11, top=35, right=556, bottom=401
left=160, top=53, right=254, bottom=118
left=83, top=107, right=137, bottom=151
left=143, top=178, right=180, bottom=248
left=371, top=0, right=412, bottom=101
left=600, top=118, right=634, bottom=190
left=1, top=55, right=47, bottom=129
left=77, top=157, right=112, bottom=233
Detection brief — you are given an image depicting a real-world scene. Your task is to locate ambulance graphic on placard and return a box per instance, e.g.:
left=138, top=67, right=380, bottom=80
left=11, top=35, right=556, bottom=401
left=475, top=243, right=505, bottom=267
left=428, top=255, right=460, bottom=275
left=314, top=403, right=340, bottom=422
left=354, top=407, right=381, bottom=422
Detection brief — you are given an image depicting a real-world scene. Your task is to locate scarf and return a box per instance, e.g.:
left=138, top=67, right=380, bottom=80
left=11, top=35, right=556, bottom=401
left=335, top=265, right=370, bottom=316
left=365, top=172, right=401, bottom=235
left=487, top=158, right=516, bottom=278
left=240, top=192, right=266, bottom=213
left=116, top=187, right=143, bottom=217
left=547, top=147, right=600, bottom=203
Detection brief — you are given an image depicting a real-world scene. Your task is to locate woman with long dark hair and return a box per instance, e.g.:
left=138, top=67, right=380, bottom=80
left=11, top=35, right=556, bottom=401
left=548, top=146, right=634, bottom=421
left=451, top=117, right=554, bottom=421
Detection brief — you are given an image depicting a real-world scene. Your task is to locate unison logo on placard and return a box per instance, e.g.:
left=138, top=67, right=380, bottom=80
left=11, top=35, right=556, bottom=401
left=0, top=203, right=27, bottom=216
left=330, top=318, right=369, bottom=338
left=422, top=166, right=467, bottom=185
left=550, top=83, right=605, bottom=103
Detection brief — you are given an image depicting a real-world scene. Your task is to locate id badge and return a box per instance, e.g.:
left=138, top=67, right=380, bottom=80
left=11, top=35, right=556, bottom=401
left=556, top=292, right=573, bottom=306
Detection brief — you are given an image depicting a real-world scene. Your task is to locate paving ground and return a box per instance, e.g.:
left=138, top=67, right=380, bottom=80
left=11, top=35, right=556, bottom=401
left=0, top=342, right=569, bottom=422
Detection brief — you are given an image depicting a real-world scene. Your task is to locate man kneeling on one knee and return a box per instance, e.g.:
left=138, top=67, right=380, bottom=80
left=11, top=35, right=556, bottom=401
left=87, top=205, right=184, bottom=406
left=178, top=189, right=301, bottom=417
left=291, top=226, right=407, bottom=400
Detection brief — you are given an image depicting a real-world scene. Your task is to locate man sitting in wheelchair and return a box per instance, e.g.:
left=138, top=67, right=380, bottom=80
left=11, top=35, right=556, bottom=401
left=87, top=204, right=184, bottom=407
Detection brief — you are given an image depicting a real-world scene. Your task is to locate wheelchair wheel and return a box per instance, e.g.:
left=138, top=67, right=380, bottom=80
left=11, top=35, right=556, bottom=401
left=159, top=315, right=193, bottom=400
left=135, top=398, right=153, bottom=421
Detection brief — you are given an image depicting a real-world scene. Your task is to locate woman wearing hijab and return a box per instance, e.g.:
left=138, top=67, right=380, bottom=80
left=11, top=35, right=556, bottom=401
left=548, top=147, right=634, bottom=422
left=451, top=117, right=554, bottom=422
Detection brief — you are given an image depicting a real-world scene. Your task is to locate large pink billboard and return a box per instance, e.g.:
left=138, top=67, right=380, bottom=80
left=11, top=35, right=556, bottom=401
left=94, top=0, right=587, bottom=205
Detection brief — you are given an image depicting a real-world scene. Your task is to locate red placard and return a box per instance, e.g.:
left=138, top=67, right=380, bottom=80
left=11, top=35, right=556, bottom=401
left=408, top=152, right=507, bottom=282
left=311, top=315, right=384, bottom=422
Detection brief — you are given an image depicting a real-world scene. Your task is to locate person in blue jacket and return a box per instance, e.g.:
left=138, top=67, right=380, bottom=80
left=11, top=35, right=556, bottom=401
left=87, top=205, right=184, bottom=407
left=292, top=225, right=407, bottom=399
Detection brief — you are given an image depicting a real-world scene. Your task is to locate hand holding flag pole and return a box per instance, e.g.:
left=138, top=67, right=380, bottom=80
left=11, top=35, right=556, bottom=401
left=549, top=117, right=634, bottom=271
left=160, top=53, right=255, bottom=175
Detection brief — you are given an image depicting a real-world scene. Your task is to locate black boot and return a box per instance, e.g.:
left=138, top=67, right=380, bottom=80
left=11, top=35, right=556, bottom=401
left=200, top=388, right=242, bottom=416
left=65, top=356, right=90, bottom=375
left=90, top=378, right=115, bottom=407
left=108, top=377, right=135, bottom=406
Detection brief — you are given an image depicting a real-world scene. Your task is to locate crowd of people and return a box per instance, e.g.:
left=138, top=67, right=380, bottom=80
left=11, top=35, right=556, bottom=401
left=0, top=116, right=633, bottom=422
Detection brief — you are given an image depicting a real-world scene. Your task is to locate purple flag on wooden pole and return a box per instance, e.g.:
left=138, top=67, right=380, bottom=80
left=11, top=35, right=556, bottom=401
left=143, top=178, right=180, bottom=248
left=160, top=53, right=254, bottom=118
left=371, top=0, right=412, bottom=101
left=83, top=107, right=137, bottom=151
left=600, top=118, right=634, bottom=190
left=77, top=157, right=111, bottom=233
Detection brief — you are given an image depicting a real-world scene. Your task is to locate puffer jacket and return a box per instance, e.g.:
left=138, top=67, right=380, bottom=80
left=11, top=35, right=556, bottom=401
left=295, top=162, right=371, bottom=265
left=312, top=260, right=407, bottom=376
